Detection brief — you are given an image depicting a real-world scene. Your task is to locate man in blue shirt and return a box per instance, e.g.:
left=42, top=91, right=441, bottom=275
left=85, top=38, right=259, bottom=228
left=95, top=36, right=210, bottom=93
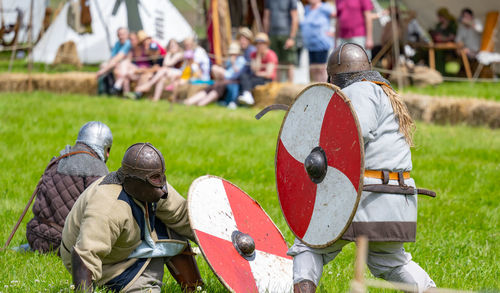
left=96, top=27, right=131, bottom=79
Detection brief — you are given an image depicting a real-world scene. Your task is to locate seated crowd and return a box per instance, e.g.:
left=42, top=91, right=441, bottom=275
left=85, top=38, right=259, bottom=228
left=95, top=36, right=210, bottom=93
left=97, top=27, right=278, bottom=108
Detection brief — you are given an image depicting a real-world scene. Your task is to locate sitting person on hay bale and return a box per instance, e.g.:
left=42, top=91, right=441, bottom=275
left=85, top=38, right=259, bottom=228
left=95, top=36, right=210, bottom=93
left=184, top=41, right=246, bottom=109
left=237, top=32, right=278, bottom=106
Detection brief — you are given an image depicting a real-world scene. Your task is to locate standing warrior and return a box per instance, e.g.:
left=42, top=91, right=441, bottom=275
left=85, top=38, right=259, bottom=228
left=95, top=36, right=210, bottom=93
left=26, top=121, right=112, bottom=253
left=289, top=43, right=436, bottom=292
left=60, top=143, right=203, bottom=292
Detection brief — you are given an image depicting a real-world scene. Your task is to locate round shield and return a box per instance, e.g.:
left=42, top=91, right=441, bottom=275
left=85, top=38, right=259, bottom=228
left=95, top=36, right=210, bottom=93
left=275, top=83, right=364, bottom=248
left=188, top=175, right=293, bottom=293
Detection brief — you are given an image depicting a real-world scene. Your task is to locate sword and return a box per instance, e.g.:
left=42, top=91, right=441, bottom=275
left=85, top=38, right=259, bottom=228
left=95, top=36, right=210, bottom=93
left=255, top=104, right=289, bottom=120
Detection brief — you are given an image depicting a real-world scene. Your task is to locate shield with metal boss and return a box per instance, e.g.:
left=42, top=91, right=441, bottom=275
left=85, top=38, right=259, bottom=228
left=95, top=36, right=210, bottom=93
left=188, top=175, right=293, bottom=293
left=275, top=83, right=365, bottom=248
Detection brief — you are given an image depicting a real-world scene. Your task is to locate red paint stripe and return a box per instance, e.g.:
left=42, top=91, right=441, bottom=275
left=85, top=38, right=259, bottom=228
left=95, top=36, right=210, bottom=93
left=276, top=139, right=317, bottom=239
left=319, top=92, right=362, bottom=191
left=222, top=180, right=291, bottom=259
left=196, top=230, right=259, bottom=292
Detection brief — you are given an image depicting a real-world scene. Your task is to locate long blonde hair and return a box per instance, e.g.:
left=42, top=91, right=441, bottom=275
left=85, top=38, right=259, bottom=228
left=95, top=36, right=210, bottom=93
left=380, top=84, right=415, bottom=146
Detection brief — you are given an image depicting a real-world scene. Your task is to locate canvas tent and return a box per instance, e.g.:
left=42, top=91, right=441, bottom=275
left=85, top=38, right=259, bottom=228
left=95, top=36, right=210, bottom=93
left=399, top=0, right=500, bottom=53
left=0, top=0, right=46, bottom=46
left=33, top=0, right=193, bottom=64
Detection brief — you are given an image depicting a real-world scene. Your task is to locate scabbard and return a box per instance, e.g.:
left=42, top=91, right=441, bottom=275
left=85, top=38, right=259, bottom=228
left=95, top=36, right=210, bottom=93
left=363, top=185, right=436, bottom=198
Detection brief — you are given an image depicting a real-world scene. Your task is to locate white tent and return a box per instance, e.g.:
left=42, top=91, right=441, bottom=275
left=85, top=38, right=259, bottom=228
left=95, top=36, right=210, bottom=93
left=400, top=0, right=500, bottom=53
left=33, top=0, right=193, bottom=64
left=0, top=0, right=46, bottom=45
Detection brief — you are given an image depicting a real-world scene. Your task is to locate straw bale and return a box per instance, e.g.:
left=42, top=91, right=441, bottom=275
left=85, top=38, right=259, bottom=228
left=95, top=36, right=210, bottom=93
left=274, top=83, right=306, bottom=106
left=411, top=66, right=443, bottom=87
left=253, top=82, right=283, bottom=108
left=468, top=101, right=500, bottom=128
left=53, top=41, right=82, bottom=68
left=427, top=98, right=474, bottom=125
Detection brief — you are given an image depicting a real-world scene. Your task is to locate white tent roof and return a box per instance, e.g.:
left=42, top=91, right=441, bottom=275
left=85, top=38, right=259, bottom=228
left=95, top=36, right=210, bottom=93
left=0, top=0, right=46, bottom=45
left=33, top=0, right=193, bottom=64
left=400, top=0, right=500, bottom=52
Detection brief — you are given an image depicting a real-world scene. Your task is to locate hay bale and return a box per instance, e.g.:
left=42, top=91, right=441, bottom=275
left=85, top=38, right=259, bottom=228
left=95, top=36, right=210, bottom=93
left=401, top=93, right=434, bottom=121
left=275, top=83, right=306, bottom=106
left=171, top=83, right=207, bottom=102
left=411, top=66, right=443, bottom=87
left=468, top=101, right=500, bottom=128
left=427, top=98, right=473, bottom=125
left=253, top=82, right=283, bottom=108
left=53, top=41, right=82, bottom=68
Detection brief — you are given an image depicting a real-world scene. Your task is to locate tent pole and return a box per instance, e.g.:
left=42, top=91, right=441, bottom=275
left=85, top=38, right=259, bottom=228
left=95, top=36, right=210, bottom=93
left=249, top=0, right=262, bottom=32
left=390, top=0, right=403, bottom=90
left=27, top=0, right=34, bottom=92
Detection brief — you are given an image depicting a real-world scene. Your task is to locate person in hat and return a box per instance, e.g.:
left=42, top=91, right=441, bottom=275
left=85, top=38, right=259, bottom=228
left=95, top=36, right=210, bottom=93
left=236, top=27, right=257, bottom=75
left=237, top=32, right=278, bottom=106
left=61, top=143, right=203, bottom=292
left=288, top=43, right=436, bottom=293
left=25, top=122, right=112, bottom=253
left=185, top=41, right=246, bottom=108
left=137, top=30, right=166, bottom=65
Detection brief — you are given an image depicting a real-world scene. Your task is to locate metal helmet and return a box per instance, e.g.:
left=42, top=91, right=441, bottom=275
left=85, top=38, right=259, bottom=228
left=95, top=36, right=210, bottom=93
left=76, top=121, right=113, bottom=162
left=119, top=143, right=168, bottom=202
left=327, top=42, right=371, bottom=77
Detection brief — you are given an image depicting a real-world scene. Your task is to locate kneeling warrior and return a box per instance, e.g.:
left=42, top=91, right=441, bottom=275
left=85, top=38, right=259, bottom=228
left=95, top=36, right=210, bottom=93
left=61, top=143, right=203, bottom=292
left=26, top=121, right=112, bottom=253
left=289, top=43, right=436, bottom=293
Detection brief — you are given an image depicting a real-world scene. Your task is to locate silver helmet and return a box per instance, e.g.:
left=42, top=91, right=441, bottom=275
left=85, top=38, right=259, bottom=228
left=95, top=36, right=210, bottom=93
left=76, top=121, right=113, bottom=162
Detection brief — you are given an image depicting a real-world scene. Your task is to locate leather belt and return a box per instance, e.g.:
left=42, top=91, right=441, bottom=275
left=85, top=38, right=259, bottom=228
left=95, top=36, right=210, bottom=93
left=364, top=170, right=410, bottom=181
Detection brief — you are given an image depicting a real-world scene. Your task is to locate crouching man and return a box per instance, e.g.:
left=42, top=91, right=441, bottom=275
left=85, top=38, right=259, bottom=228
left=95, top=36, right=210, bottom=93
left=60, top=143, right=203, bottom=292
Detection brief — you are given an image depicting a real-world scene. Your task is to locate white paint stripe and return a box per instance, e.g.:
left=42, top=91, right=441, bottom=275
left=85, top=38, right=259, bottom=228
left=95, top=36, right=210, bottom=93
left=280, top=86, right=333, bottom=163
left=249, top=250, right=294, bottom=293
left=302, top=166, right=358, bottom=246
left=189, top=177, right=238, bottom=242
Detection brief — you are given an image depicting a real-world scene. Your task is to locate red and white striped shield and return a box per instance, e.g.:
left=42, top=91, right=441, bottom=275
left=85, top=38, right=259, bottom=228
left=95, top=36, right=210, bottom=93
left=276, top=83, right=364, bottom=248
left=188, top=175, right=293, bottom=293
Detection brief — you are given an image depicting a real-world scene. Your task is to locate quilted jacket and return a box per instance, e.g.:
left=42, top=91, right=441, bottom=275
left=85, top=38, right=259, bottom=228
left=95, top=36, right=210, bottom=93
left=26, top=144, right=108, bottom=253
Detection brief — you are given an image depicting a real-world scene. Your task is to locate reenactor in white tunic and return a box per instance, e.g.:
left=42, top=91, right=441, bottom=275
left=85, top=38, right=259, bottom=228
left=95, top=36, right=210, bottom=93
left=289, top=43, right=436, bottom=293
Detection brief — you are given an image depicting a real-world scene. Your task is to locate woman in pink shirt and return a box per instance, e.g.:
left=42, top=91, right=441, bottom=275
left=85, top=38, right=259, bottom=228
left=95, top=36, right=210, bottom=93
left=335, top=0, right=374, bottom=56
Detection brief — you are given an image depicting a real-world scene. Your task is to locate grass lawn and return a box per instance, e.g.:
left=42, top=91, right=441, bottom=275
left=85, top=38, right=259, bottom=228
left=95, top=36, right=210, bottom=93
left=401, top=81, right=500, bottom=102
left=0, top=92, right=498, bottom=292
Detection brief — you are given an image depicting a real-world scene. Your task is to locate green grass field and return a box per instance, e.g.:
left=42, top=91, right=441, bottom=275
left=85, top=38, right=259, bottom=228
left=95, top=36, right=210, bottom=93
left=0, top=92, right=499, bottom=292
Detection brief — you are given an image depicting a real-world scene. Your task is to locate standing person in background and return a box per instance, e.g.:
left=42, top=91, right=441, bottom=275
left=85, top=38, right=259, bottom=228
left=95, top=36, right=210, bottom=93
left=263, top=0, right=298, bottom=82
left=301, top=0, right=336, bottom=81
left=237, top=33, right=278, bottom=106
left=455, top=8, right=483, bottom=58
left=335, top=0, right=374, bottom=57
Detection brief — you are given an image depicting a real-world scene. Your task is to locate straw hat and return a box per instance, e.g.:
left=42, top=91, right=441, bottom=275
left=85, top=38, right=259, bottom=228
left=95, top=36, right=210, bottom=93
left=137, top=30, right=150, bottom=43
left=254, top=32, right=269, bottom=44
left=228, top=42, right=241, bottom=55
left=237, top=27, right=254, bottom=42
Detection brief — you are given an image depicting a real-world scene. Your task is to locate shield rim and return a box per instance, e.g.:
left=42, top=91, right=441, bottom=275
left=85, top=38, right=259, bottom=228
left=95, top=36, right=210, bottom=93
left=274, top=82, right=365, bottom=248
left=187, top=174, right=290, bottom=293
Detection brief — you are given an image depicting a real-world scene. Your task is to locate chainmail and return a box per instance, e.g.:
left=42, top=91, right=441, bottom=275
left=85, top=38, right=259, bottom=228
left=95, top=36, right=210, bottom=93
left=331, top=70, right=392, bottom=89
left=57, top=143, right=109, bottom=177
left=99, top=171, right=124, bottom=185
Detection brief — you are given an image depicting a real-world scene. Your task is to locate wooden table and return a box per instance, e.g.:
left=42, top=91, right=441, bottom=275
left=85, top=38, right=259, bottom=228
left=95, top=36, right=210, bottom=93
left=421, top=42, right=472, bottom=79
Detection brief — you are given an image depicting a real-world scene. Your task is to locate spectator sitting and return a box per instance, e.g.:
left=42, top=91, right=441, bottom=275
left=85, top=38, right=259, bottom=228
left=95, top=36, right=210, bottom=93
left=183, top=37, right=211, bottom=81
left=134, top=39, right=184, bottom=102
left=237, top=32, right=278, bottom=106
left=455, top=8, right=483, bottom=58
left=301, top=0, right=336, bottom=82
left=184, top=42, right=246, bottom=109
left=237, top=27, right=257, bottom=74
left=96, top=27, right=131, bottom=94
left=138, top=30, right=166, bottom=66
left=430, top=7, right=457, bottom=43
